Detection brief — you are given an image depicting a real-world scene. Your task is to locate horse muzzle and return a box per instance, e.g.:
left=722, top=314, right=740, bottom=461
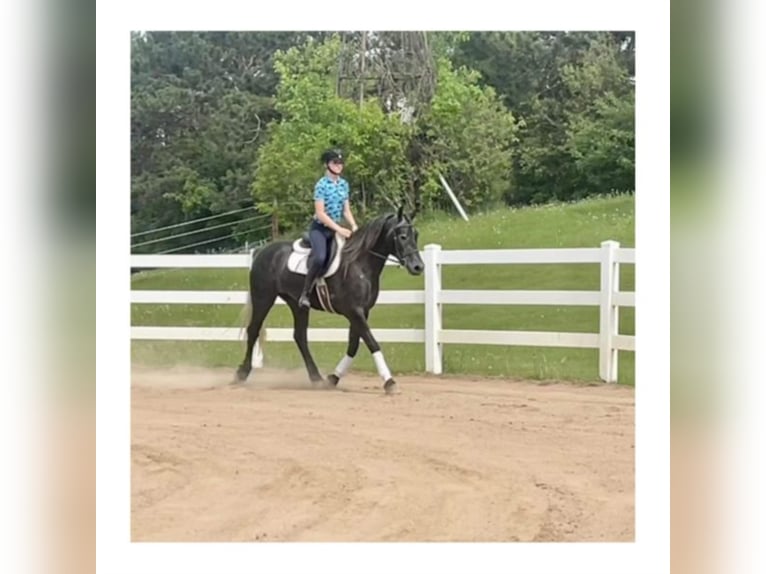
left=404, top=254, right=425, bottom=276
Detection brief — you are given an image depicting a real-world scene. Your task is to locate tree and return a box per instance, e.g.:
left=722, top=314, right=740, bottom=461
left=451, top=31, right=634, bottom=204
left=252, top=35, right=518, bottom=232
left=418, top=57, right=517, bottom=210
left=130, top=31, right=327, bottom=251
left=252, top=36, right=414, bottom=233
left=561, top=36, right=635, bottom=196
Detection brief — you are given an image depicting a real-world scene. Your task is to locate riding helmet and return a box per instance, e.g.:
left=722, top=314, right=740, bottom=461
left=320, top=148, right=344, bottom=165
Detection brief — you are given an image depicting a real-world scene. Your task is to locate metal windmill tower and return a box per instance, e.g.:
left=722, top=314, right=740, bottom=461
left=336, top=31, right=437, bottom=121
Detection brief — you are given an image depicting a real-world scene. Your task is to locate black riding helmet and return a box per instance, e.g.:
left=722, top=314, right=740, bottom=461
left=320, top=148, right=344, bottom=165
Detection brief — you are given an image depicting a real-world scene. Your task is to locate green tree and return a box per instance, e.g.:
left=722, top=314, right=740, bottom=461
left=562, top=37, right=635, bottom=196
left=451, top=31, right=634, bottom=205
left=253, top=35, right=517, bottom=231
left=252, top=36, right=414, bottom=233
left=418, top=57, right=517, bottom=210
left=130, top=31, right=326, bottom=251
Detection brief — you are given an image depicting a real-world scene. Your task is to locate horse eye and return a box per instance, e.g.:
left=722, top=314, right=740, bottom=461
left=399, top=234, right=407, bottom=241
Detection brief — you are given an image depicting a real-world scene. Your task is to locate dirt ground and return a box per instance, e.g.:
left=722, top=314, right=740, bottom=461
left=131, top=365, right=634, bottom=542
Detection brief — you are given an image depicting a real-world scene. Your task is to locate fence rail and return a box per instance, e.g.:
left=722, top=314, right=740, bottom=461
left=130, top=241, right=635, bottom=382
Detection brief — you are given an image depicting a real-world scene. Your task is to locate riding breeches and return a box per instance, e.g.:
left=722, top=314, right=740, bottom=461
left=307, top=220, right=334, bottom=275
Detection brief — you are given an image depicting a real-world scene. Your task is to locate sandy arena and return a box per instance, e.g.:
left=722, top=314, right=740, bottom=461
left=131, top=365, right=634, bottom=542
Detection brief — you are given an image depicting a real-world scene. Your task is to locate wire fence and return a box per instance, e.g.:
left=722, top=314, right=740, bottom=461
left=154, top=222, right=274, bottom=254
left=131, top=213, right=271, bottom=250
left=130, top=203, right=274, bottom=255
left=130, top=204, right=259, bottom=239
left=130, top=189, right=420, bottom=255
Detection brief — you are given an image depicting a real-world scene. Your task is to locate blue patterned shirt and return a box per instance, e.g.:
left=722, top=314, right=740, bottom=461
left=313, top=176, right=349, bottom=224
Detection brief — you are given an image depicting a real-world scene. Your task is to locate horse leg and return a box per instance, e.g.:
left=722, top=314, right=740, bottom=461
left=347, top=309, right=397, bottom=394
left=286, top=299, right=324, bottom=383
left=327, top=310, right=367, bottom=387
left=235, top=292, right=276, bottom=383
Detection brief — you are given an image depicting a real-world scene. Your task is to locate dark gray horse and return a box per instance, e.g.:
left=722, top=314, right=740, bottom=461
left=235, top=206, right=424, bottom=394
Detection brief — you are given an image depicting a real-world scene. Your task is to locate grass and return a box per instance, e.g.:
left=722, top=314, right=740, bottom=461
left=132, top=194, right=635, bottom=384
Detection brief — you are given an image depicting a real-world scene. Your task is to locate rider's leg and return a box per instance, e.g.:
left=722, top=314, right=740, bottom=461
left=299, top=226, right=329, bottom=308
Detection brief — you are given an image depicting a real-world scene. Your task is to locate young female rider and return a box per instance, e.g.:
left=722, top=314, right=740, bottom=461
left=298, top=148, right=359, bottom=308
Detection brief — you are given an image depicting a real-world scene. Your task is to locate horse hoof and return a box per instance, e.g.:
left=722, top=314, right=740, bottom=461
left=383, top=378, right=398, bottom=394
left=233, top=367, right=250, bottom=383
left=327, top=374, right=340, bottom=387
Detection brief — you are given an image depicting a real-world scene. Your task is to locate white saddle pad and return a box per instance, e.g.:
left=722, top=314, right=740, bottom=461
left=287, top=233, right=346, bottom=278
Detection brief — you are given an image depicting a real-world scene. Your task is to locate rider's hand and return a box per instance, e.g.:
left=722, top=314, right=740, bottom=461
left=338, top=227, right=352, bottom=239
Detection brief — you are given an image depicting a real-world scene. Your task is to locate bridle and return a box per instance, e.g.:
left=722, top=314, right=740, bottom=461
left=369, top=221, right=419, bottom=266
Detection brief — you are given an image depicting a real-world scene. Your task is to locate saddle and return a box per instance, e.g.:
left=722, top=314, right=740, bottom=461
left=286, top=232, right=346, bottom=279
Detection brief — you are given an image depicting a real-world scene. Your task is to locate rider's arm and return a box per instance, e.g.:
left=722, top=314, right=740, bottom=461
left=343, top=199, right=358, bottom=231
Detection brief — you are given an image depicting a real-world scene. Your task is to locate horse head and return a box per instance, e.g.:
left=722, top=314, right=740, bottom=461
left=387, top=205, right=424, bottom=276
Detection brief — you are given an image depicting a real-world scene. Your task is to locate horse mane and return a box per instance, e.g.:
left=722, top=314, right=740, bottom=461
left=340, top=213, right=395, bottom=273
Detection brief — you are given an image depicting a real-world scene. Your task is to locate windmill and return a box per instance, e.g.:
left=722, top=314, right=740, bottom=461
left=336, top=31, right=437, bottom=122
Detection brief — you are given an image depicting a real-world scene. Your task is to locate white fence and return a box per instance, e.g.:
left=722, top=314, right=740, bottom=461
left=131, top=241, right=635, bottom=383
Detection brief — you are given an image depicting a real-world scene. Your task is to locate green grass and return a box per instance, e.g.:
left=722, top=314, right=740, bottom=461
left=132, top=194, right=635, bottom=384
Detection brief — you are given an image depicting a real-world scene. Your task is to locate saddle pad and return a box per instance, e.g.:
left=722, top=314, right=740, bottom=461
left=287, top=234, right=346, bottom=278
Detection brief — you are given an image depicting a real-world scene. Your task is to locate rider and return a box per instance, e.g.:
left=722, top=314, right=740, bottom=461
left=298, top=148, right=359, bottom=309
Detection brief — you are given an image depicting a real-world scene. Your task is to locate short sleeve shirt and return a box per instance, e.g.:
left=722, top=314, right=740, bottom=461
left=313, top=176, right=349, bottom=224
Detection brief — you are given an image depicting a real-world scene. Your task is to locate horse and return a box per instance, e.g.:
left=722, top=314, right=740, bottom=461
left=234, top=206, right=425, bottom=394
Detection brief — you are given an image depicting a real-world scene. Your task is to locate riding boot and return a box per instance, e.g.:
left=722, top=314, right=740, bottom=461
left=298, top=262, right=321, bottom=309
left=300, top=222, right=331, bottom=309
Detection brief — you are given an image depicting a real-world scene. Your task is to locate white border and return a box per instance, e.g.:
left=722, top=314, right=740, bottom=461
left=98, top=2, right=669, bottom=573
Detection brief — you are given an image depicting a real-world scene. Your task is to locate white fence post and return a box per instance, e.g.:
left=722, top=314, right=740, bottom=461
left=424, top=244, right=443, bottom=374
left=599, top=240, right=620, bottom=382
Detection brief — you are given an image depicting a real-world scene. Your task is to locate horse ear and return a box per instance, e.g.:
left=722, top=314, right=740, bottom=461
left=397, top=205, right=404, bottom=220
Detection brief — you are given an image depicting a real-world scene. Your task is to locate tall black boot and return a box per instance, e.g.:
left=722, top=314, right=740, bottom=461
left=299, top=263, right=320, bottom=308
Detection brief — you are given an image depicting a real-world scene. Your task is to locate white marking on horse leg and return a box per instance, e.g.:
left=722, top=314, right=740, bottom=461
left=333, top=355, right=354, bottom=378
left=372, top=351, right=392, bottom=382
